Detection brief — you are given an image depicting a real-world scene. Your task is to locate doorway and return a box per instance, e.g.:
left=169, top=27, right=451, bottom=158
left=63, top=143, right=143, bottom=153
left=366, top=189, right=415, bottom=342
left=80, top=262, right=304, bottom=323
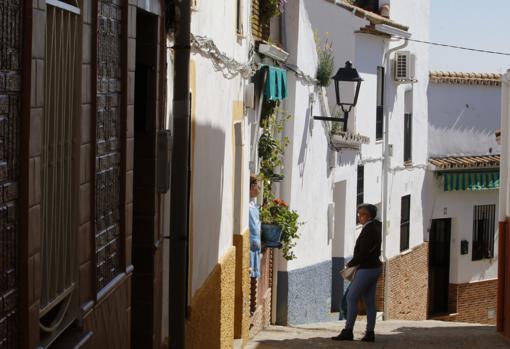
left=428, top=218, right=451, bottom=316
left=331, top=181, right=347, bottom=312
left=131, top=9, right=161, bottom=349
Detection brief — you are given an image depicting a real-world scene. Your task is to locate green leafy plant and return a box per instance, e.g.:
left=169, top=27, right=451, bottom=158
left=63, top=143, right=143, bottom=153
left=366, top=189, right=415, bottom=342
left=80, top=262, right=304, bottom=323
left=261, top=0, right=287, bottom=19
left=257, top=102, right=302, bottom=260
left=258, top=101, right=290, bottom=180
left=330, top=106, right=346, bottom=134
left=260, top=198, right=301, bottom=260
left=315, top=31, right=335, bottom=87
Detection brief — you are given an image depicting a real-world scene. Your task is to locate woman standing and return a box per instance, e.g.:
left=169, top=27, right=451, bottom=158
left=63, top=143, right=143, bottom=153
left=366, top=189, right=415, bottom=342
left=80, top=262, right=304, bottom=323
left=332, top=203, right=382, bottom=342
left=249, top=175, right=261, bottom=279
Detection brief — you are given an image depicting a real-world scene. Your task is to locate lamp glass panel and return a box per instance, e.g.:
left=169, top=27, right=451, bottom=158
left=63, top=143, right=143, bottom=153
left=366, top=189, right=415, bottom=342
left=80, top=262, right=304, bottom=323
left=337, top=81, right=356, bottom=106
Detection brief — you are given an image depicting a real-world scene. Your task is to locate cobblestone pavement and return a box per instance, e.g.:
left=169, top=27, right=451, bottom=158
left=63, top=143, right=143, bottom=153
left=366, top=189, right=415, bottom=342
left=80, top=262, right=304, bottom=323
left=246, top=319, right=510, bottom=349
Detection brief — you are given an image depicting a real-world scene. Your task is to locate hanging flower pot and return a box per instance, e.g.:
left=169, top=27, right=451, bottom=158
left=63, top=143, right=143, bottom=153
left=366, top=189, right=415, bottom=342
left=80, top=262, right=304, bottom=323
left=261, top=223, right=283, bottom=246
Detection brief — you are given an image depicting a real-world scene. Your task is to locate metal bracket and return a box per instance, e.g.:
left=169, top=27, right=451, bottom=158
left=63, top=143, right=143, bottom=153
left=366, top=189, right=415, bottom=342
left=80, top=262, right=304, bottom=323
left=313, top=116, right=343, bottom=122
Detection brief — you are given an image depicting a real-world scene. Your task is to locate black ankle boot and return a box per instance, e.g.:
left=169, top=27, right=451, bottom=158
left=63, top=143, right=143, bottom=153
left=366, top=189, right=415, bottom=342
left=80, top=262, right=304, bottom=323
left=331, top=328, right=353, bottom=341
left=361, top=331, right=375, bottom=342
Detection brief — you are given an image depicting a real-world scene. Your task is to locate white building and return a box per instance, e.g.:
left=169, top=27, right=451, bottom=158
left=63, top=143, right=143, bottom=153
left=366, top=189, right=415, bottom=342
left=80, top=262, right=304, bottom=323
left=423, top=72, right=501, bottom=324
left=165, top=1, right=255, bottom=347
left=497, top=69, right=510, bottom=340
left=273, top=0, right=431, bottom=324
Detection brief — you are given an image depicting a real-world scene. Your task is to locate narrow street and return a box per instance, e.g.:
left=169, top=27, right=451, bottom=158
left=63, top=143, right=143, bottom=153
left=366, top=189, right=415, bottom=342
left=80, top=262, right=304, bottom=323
left=247, top=320, right=510, bottom=349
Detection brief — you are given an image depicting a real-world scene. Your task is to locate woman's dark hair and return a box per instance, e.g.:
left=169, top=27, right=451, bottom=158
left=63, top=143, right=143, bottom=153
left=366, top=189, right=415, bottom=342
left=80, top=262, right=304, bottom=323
left=250, top=175, right=259, bottom=188
left=357, top=203, right=377, bottom=219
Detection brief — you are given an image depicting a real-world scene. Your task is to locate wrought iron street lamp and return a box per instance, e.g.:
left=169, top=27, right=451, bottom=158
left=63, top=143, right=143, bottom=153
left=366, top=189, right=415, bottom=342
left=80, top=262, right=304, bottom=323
left=314, top=61, right=363, bottom=132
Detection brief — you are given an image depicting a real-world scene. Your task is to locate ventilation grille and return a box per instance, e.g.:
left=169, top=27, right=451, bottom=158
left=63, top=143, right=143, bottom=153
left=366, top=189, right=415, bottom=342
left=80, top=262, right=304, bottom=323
left=394, top=51, right=415, bottom=82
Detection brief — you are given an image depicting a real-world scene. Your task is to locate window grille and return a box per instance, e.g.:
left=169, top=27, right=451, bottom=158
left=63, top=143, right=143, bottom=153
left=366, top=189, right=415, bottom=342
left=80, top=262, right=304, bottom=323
left=376, top=66, right=384, bottom=140
left=404, top=113, right=412, bottom=162
left=40, top=0, right=80, bottom=336
left=0, top=0, right=21, bottom=347
left=400, top=195, right=410, bottom=251
left=96, top=0, right=123, bottom=291
left=472, top=204, right=496, bottom=261
left=403, top=90, right=413, bottom=163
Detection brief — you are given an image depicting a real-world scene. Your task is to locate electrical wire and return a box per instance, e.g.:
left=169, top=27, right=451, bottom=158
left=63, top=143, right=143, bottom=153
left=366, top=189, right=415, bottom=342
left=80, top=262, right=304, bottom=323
left=394, top=36, right=510, bottom=57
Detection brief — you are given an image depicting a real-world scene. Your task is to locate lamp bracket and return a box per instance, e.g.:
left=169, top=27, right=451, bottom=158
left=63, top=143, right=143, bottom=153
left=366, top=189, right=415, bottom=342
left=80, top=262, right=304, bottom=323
left=313, top=116, right=344, bottom=122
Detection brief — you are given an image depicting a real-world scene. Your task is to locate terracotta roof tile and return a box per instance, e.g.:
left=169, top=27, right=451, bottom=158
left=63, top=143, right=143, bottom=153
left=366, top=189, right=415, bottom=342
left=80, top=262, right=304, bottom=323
left=329, top=0, right=409, bottom=32
left=429, top=155, right=500, bottom=170
left=429, top=71, right=501, bottom=86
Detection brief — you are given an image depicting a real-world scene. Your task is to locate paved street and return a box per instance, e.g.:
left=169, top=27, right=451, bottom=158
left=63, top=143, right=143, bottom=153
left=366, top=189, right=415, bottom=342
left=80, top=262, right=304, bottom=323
left=247, top=319, right=510, bottom=349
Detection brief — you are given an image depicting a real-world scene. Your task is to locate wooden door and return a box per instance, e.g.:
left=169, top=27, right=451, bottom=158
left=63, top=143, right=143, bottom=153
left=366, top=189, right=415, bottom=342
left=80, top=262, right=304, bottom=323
left=428, top=218, right=451, bottom=316
left=131, top=9, right=161, bottom=348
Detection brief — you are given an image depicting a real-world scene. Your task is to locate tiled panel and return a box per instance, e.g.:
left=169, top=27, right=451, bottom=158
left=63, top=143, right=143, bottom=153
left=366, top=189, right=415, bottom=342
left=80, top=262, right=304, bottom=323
left=0, top=1, right=22, bottom=347
left=95, top=0, right=123, bottom=290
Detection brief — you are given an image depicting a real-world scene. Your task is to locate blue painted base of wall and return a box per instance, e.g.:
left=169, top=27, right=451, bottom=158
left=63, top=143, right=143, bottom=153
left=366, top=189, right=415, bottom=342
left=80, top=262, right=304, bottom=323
left=277, top=260, right=343, bottom=325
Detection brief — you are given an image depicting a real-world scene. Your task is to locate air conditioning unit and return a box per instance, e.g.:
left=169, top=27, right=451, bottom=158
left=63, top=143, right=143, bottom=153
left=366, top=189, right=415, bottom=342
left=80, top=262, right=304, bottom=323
left=393, top=51, right=416, bottom=83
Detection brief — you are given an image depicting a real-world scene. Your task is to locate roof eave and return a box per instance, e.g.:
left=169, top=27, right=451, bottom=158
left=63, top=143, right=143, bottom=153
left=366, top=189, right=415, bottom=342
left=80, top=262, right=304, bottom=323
left=334, top=0, right=409, bottom=32
left=431, top=166, right=500, bottom=173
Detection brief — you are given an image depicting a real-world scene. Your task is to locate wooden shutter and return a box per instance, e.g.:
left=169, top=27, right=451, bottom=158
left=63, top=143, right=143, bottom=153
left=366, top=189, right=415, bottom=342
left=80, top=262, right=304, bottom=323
left=40, top=0, right=80, bottom=336
left=251, top=0, right=270, bottom=42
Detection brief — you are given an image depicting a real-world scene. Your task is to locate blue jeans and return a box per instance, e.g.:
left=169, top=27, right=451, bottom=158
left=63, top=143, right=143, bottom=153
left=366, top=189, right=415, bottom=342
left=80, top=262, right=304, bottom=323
left=345, top=267, right=382, bottom=332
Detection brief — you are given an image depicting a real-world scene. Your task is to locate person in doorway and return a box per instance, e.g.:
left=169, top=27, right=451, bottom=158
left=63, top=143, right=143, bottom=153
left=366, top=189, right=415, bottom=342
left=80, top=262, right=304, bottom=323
left=332, top=203, right=382, bottom=342
left=249, top=175, right=261, bottom=279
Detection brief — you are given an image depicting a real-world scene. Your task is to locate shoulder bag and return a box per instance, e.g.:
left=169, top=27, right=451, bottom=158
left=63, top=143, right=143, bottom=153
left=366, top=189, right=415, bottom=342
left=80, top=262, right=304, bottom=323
left=340, top=265, right=358, bottom=281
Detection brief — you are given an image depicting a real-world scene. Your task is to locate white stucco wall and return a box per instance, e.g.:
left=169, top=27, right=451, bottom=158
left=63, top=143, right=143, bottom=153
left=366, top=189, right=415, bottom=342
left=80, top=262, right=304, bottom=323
left=501, top=71, right=510, bottom=221
left=382, top=0, right=430, bottom=258
left=429, top=83, right=501, bottom=131
left=279, top=0, right=335, bottom=271
left=169, top=0, right=252, bottom=295
left=282, top=0, right=430, bottom=270
left=428, top=177, right=499, bottom=283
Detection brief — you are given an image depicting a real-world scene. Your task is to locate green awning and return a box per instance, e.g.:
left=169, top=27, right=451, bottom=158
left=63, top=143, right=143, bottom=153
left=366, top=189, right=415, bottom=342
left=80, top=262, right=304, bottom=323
left=442, top=171, right=500, bottom=192
left=264, top=66, right=287, bottom=101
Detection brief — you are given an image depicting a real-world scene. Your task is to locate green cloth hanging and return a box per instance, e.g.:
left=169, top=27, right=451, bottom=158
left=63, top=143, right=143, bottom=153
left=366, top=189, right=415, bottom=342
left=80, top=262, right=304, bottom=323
left=264, top=66, right=287, bottom=101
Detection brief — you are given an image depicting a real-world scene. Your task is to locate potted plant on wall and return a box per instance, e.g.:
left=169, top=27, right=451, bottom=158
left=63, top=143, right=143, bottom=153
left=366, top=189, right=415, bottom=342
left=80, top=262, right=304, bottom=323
left=315, top=31, right=334, bottom=87
left=260, top=197, right=301, bottom=260
left=257, top=101, right=302, bottom=260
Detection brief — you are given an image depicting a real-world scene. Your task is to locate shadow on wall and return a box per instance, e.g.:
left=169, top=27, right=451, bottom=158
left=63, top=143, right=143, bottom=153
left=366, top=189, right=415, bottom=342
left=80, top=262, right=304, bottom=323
left=421, top=169, right=437, bottom=242
left=247, top=325, right=504, bottom=349
left=192, top=123, right=226, bottom=290
left=337, top=150, right=356, bottom=167
left=298, top=97, right=314, bottom=177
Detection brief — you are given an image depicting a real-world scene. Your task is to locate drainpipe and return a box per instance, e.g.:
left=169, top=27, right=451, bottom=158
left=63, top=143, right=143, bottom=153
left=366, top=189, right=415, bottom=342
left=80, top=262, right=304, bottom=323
left=381, top=37, right=409, bottom=320
left=169, top=0, right=191, bottom=348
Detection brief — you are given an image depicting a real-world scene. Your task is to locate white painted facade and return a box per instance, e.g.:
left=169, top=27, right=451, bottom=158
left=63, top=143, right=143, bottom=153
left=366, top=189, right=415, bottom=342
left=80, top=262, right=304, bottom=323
left=500, top=71, right=510, bottom=221
left=429, top=83, right=501, bottom=131
left=164, top=1, right=253, bottom=297
left=279, top=0, right=430, bottom=274
left=424, top=75, right=502, bottom=285
left=424, top=173, right=499, bottom=283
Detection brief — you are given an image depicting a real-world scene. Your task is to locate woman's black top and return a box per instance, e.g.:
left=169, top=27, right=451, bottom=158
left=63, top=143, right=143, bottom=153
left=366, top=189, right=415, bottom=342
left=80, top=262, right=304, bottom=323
left=347, top=220, right=382, bottom=269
